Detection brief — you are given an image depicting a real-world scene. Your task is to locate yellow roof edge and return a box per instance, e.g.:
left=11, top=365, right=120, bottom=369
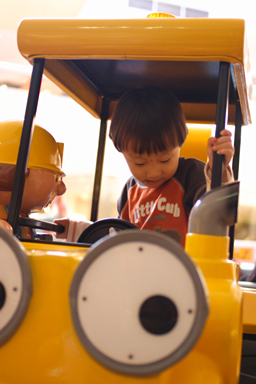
left=17, top=18, right=251, bottom=125
left=17, top=18, right=246, bottom=63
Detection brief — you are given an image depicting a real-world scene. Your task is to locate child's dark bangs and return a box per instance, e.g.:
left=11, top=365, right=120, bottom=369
left=123, top=123, right=180, bottom=155
left=109, top=86, right=188, bottom=154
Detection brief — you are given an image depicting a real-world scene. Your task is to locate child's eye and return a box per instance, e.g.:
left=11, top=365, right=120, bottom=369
left=161, top=158, right=171, bottom=164
left=134, top=163, right=145, bottom=166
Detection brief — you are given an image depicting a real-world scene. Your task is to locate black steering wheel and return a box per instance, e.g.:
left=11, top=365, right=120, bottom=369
left=77, top=218, right=138, bottom=244
left=18, top=216, right=65, bottom=234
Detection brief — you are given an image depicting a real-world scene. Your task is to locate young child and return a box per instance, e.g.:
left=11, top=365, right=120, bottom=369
left=55, top=86, right=234, bottom=246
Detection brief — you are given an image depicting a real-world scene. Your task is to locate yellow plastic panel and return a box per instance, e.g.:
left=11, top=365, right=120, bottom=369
left=185, top=233, right=243, bottom=384
left=181, top=103, right=237, bottom=125
left=241, top=288, right=256, bottom=334
left=0, top=233, right=243, bottom=384
left=17, top=18, right=251, bottom=125
left=43, top=60, right=103, bottom=119
left=108, top=101, right=237, bottom=125
left=18, top=18, right=245, bottom=62
left=180, top=128, right=211, bottom=163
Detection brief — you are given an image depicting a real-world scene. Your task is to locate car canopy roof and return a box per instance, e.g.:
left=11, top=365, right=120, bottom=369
left=17, top=17, right=252, bottom=125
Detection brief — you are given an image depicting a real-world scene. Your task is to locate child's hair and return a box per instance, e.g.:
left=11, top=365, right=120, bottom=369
left=109, top=86, right=188, bottom=155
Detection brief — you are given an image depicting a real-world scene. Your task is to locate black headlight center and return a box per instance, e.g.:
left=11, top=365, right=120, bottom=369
left=139, top=295, right=178, bottom=335
left=0, top=282, right=6, bottom=310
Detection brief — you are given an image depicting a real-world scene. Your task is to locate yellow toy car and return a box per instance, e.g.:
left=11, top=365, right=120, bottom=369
left=0, top=16, right=254, bottom=384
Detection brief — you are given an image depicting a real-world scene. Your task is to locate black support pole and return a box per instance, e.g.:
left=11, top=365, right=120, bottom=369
left=7, top=58, right=45, bottom=234
left=232, top=102, right=243, bottom=181
left=229, top=102, right=243, bottom=260
left=90, top=97, right=109, bottom=222
left=211, top=62, right=231, bottom=189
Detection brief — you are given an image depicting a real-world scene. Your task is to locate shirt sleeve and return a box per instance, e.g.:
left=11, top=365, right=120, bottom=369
left=66, top=220, right=92, bottom=242
left=117, top=176, right=136, bottom=218
left=175, top=158, right=206, bottom=212
left=204, top=162, right=234, bottom=191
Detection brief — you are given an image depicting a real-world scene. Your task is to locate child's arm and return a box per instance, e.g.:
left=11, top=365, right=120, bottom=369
left=206, top=129, right=235, bottom=185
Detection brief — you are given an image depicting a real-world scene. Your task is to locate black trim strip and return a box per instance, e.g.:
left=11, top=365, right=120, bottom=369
left=211, top=62, right=230, bottom=189
left=7, top=59, right=45, bottom=234
left=90, top=97, right=109, bottom=221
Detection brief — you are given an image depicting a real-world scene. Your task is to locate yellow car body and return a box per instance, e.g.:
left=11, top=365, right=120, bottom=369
left=0, top=16, right=254, bottom=384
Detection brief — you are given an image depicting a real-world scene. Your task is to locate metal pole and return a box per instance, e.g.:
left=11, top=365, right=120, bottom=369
left=229, top=102, right=243, bottom=259
left=90, top=97, right=109, bottom=222
left=211, top=62, right=230, bottom=189
left=232, top=102, right=243, bottom=181
left=7, top=58, right=45, bottom=234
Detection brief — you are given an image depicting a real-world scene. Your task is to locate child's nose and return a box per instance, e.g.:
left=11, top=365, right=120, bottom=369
left=147, top=165, right=161, bottom=178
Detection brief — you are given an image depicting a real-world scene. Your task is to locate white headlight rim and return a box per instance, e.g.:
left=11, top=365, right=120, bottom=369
left=0, top=227, right=33, bottom=346
left=70, top=230, right=208, bottom=376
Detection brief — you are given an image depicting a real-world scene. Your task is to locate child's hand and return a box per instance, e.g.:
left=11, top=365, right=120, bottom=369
left=207, top=129, right=234, bottom=171
left=54, top=218, right=70, bottom=239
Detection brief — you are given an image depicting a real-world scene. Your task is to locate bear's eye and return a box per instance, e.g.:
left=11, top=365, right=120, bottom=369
left=69, top=231, right=208, bottom=376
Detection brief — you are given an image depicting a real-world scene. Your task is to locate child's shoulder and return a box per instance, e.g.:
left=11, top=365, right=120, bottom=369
left=123, top=175, right=137, bottom=189
left=178, top=156, right=205, bottom=169
left=175, top=157, right=206, bottom=185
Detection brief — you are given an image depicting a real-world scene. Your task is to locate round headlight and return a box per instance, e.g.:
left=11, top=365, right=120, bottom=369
left=70, top=230, right=208, bottom=376
left=0, top=227, right=33, bottom=346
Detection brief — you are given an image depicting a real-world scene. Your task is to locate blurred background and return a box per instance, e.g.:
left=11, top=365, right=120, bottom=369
left=0, top=0, right=256, bottom=267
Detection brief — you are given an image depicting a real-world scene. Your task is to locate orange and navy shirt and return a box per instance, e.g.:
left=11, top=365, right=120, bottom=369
left=117, top=157, right=206, bottom=248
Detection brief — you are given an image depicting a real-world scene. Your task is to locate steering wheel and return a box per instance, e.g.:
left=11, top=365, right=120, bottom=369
left=77, top=218, right=138, bottom=244
left=18, top=216, right=65, bottom=235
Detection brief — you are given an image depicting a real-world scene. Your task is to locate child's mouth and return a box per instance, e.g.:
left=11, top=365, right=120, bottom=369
left=145, top=179, right=162, bottom=187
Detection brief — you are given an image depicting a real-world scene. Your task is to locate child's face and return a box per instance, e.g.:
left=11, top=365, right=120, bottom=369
left=122, top=146, right=180, bottom=188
